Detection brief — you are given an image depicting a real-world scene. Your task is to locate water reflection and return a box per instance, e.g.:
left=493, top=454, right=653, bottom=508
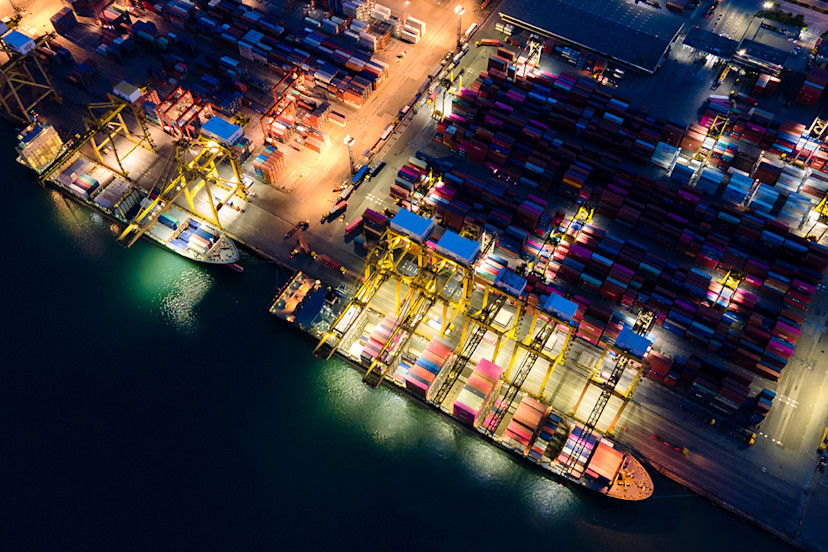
left=49, top=190, right=108, bottom=260
left=156, top=266, right=213, bottom=335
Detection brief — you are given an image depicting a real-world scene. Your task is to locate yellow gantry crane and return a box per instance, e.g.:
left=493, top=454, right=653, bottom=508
left=805, top=194, right=828, bottom=242
left=694, top=114, right=728, bottom=163
left=117, top=137, right=247, bottom=248
left=39, top=94, right=157, bottom=184
left=85, top=94, right=156, bottom=175
left=0, top=33, right=62, bottom=123
left=432, top=66, right=464, bottom=120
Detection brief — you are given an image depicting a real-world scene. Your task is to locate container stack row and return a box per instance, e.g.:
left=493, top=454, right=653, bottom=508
left=751, top=73, right=780, bottom=97
left=251, top=146, right=286, bottom=183
left=453, top=358, right=504, bottom=427
left=751, top=389, right=776, bottom=425
left=529, top=411, right=564, bottom=462
left=557, top=425, right=598, bottom=479
left=50, top=7, right=77, bottom=35
left=67, top=59, right=99, bottom=88
left=391, top=157, right=428, bottom=203
left=403, top=337, right=454, bottom=399
left=544, top=192, right=825, bottom=381
left=797, top=67, right=828, bottom=106
left=499, top=395, right=547, bottom=454
left=360, top=314, right=397, bottom=366
left=362, top=208, right=388, bottom=242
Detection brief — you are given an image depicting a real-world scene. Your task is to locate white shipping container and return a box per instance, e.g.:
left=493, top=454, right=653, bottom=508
left=406, top=16, right=426, bottom=35
left=369, top=8, right=388, bottom=21
left=403, top=25, right=421, bottom=38
left=400, top=30, right=419, bottom=44
left=374, top=3, right=392, bottom=15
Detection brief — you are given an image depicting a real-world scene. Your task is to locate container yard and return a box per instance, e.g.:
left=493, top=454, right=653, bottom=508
left=6, top=0, right=828, bottom=548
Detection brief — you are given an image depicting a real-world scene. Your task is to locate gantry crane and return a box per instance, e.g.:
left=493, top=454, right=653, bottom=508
left=85, top=93, right=157, bottom=175
left=693, top=114, right=728, bottom=164
left=805, top=194, right=828, bottom=242
left=432, top=66, right=464, bottom=120
left=561, top=309, right=654, bottom=480
left=38, top=93, right=157, bottom=183
left=362, top=285, right=438, bottom=388
left=362, top=251, right=471, bottom=387
left=0, top=33, right=62, bottom=123
left=314, top=233, right=411, bottom=360
left=791, top=117, right=828, bottom=169
left=532, top=204, right=593, bottom=279
left=117, top=137, right=247, bottom=248
left=514, top=34, right=543, bottom=78
left=483, top=319, right=556, bottom=436
left=431, top=294, right=506, bottom=407
left=261, top=68, right=304, bottom=144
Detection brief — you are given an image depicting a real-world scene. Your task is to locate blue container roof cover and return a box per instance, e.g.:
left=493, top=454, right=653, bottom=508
left=494, top=267, right=527, bottom=296
left=435, top=230, right=480, bottom=266
left=201, top=116, right=242, bottom=143
left=543, top=294, right=578, bottom=323
left=390, top=208, right=434, bottom=243
left=615, top=326, right=654, bottom=359
left=4, top=30, right=33, bottom=50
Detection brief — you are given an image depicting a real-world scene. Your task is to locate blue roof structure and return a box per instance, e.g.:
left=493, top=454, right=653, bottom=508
left=494, top=268, right=526, bottom=297
left=390, top=209, right=434, bottom=243
left=201, top=117, right=243, bottom=145
left=435, top=231, right=480, bottom=266
left=3, top=30, right=34, bottom=53
left=615, top=326, right=653, bottom=359
left=544, top=294, right=578, bottom=323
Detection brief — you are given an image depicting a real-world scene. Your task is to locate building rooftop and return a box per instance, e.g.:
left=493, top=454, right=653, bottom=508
left=735, top=39, right=789, bottom=72
left=683, top=27, right=738, bottom=59
left=499, top=0, right=684, bottom=73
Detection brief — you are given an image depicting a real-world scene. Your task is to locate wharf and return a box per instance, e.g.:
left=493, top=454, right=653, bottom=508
left=8, top=0, right=828, bottom=548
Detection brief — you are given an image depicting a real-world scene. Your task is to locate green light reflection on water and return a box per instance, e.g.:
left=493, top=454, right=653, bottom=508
left=131, top=249, right=215, bottom=336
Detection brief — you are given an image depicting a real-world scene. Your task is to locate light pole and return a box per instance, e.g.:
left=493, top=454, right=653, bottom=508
left=455, top=5, right=465, bottom=47
left=344, top=135, right=357, bottom=175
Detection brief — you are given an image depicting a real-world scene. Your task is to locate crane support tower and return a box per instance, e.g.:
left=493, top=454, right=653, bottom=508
left=117, top=137, right=246, bottom=248
left=0, top=33, right=62, bottom=123
left=562, top=310, right=655, bottom=480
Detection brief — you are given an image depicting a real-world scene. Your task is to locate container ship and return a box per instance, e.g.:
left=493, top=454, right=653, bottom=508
left=272, top=253, right=654, bottom=501
left=17, top=122, right=239, bottom=264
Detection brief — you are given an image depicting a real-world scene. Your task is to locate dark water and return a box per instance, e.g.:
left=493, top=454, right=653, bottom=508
left=1, top=127, right=795, bottom=552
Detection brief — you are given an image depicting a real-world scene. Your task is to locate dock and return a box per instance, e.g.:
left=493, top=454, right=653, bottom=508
left=7, top=0, right=828, bottom=547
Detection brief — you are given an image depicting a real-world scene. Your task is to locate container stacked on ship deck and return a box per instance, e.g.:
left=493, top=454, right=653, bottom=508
left=360, top=314, right=398, bottom=366
left=558, top=425, right=598, bottom=478
left=498, top=395, right=548, bottom=454
left=400, top=336, right=454, bottom=398
left=453, top=358, right=504, bottom=426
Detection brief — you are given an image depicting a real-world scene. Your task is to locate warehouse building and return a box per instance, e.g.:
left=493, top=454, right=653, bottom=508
left=499, top=0, right=685, bottom=74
